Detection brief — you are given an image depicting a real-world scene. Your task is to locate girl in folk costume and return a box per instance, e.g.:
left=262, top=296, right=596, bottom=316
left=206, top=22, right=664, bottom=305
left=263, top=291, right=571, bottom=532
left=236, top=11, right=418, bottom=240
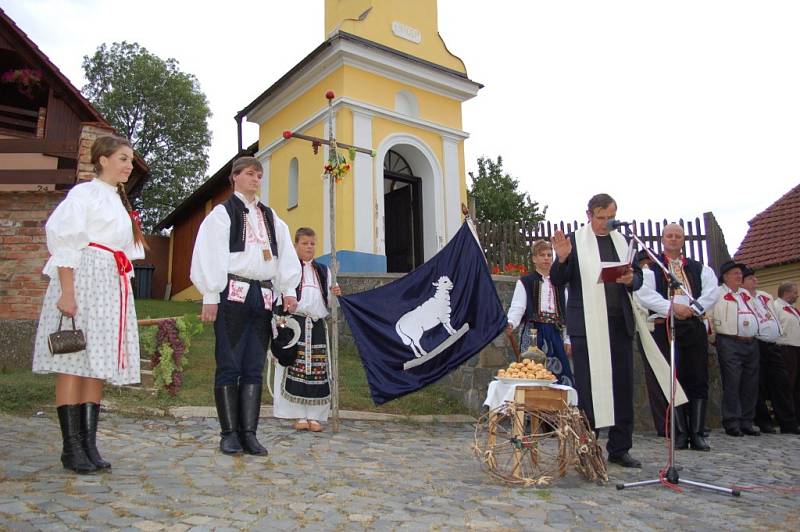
left=32, top=135, right=145, bottom=474
left=506, top=240, right=575, bottom=387
left=273, top=227, right=341, bottom=432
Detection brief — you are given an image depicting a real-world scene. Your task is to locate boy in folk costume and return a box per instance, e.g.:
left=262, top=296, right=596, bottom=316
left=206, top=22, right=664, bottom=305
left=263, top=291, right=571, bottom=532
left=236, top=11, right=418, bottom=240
left=273, top=227, right=341, bottom=432
left=191, top=157, right=301, bottom=455
left=506, top=239, right=575, bottom=387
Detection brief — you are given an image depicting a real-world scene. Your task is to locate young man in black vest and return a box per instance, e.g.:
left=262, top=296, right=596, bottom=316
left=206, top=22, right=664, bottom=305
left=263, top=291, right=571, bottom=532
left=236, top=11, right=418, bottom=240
left=636, top=223, right=720, bottom=450
left=190, top=157, right=301, bottom=455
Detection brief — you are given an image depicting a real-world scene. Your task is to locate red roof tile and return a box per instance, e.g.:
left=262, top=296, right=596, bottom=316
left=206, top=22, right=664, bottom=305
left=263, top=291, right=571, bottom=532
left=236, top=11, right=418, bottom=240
left=735, top=183, right=800, bottom=268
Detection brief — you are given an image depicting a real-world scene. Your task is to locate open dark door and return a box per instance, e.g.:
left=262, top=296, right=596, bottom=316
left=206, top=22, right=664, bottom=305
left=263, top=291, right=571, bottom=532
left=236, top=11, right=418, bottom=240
left=383, top=150, right=423, bottom=273
left=384, top=185, right=414, bottom=272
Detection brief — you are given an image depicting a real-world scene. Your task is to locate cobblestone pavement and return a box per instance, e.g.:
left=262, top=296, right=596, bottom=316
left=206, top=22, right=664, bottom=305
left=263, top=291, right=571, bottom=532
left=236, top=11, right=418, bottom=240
left=1, top=412, right=798, bottom=531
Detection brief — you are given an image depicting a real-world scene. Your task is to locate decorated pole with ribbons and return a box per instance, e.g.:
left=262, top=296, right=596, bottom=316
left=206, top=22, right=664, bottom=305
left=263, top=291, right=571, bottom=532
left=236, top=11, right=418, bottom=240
left=281, top=90, right=375, bottom=431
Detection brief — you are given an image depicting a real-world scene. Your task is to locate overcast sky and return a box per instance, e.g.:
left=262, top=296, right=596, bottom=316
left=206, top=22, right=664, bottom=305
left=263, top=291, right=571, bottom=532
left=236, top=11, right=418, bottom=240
left=5, top=0, right=799, bottom=254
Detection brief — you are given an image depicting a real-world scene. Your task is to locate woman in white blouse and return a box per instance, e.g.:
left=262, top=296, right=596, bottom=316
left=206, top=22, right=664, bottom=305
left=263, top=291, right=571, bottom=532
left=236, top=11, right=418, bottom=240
left=32, top=135, right=145, bottom=474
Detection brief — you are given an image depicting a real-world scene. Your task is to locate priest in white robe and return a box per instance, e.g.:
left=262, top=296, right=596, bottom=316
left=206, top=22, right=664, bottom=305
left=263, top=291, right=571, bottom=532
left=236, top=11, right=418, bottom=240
left=550, top=193, right=644, bottom=468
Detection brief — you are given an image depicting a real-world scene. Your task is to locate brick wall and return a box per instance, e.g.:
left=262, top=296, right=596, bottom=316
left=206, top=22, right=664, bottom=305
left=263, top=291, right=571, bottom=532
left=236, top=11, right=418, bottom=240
left=77, top=123, right=115, bottom=182
left=0, top=190, right=65, bottom=320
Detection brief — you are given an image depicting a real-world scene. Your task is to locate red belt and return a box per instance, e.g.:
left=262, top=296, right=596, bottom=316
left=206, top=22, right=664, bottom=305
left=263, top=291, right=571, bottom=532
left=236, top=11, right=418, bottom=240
left=89, top=242, right=132, bottom=370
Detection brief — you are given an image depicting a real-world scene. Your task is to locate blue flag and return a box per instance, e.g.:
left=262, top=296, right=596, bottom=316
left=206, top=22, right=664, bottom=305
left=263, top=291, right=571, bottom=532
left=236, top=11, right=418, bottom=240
left=339, top=222, right=507, bottom=405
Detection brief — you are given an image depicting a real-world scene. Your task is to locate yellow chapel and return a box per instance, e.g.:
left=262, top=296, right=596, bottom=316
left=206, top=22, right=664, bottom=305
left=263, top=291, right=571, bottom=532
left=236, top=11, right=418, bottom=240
left=237, top=0, right=482, bottom=273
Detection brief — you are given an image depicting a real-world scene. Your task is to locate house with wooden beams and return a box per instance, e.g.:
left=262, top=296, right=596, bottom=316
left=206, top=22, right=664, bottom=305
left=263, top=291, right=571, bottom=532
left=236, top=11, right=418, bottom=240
left=0, top=8, right=149, bottom=323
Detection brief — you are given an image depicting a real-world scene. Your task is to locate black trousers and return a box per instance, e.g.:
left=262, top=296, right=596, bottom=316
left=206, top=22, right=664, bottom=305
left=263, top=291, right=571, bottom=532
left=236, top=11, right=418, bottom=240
left=755, top=340, right=798, bottom=430
left=213, top=280, right=272, bottom=387
left=643, top=318, right=709, bottom=433
left=570, top=317, right=634, bottom=458
left=716, top=335, right=759, bottom=430
left=782, top=344, right=800, bottom=424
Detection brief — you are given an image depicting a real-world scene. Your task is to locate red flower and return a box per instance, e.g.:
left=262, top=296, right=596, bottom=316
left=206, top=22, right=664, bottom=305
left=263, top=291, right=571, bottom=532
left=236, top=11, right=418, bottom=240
left=325, top=90, right=335, bottom=100
left=491, top=265, right=501, bottom=274
left=130, top=210, right=142, bottom=229
left=282, top=130, right=293, bottom=139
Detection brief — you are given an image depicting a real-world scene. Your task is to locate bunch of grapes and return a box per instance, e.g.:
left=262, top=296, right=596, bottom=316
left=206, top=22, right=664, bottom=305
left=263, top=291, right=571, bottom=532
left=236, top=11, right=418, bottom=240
left=155, top=319, right=187, bottom=394
left=166, top=370, right=183, bottom=396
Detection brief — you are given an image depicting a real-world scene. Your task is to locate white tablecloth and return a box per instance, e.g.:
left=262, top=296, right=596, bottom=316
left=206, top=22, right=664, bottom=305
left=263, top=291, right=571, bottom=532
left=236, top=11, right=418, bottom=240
left=483, top=380, right=578, bottom=411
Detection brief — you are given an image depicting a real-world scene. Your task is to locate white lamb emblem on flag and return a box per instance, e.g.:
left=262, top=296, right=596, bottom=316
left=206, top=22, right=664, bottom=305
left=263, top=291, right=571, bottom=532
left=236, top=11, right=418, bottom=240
left=395, top=276, right=458, bottom=358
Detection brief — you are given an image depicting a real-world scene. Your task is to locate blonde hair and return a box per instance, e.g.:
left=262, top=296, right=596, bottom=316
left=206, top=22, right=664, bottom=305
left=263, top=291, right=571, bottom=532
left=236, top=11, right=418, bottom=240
left=531, top=239, right=552, bottom=256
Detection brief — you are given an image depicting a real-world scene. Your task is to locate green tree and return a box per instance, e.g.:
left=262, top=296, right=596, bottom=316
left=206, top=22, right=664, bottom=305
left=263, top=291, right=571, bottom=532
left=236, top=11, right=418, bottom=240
left=82, top=42, right=212, bottom=231
left=467, top=156, right=546, bottom=225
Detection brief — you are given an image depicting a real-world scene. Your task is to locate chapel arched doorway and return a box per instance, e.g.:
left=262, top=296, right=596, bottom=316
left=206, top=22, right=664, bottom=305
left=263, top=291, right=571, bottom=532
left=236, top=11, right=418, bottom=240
left=383, top=149, right=423, bottom=272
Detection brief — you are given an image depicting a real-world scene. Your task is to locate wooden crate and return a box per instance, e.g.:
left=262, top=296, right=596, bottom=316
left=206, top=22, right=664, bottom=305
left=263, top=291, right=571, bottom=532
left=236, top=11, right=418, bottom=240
left=514, top=385, right=568, bottom=413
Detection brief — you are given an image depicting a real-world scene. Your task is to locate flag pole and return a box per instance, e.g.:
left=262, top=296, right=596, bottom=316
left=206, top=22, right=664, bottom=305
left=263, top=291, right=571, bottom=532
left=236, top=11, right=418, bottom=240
left=326, top=93, right=340, bottom=433
left=462, top=204, right=520, bottom=362
left=281, top=91, right=375, bottom=433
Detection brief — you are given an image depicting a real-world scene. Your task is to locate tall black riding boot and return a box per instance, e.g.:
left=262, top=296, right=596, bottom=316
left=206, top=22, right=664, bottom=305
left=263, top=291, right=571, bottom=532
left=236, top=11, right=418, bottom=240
left=80, top=402, right=111, bottom=470
left=57, top=405, right=97, bottom=474
left=214, top=385, right=244, bottom=455
left=689, top=399, right=711, bottom=451
left=673, top=405, right=689, bottom=449
left=239, top=383, right=269, bottom=456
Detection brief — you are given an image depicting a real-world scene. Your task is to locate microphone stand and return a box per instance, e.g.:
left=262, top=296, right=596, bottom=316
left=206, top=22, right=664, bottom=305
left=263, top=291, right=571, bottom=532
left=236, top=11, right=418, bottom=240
left=615, top=226, right=740, bottom=497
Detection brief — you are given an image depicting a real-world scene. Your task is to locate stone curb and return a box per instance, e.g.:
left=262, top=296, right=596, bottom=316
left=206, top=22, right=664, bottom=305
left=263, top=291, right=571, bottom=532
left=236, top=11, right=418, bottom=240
left=101, top=402, right=476, bottom=424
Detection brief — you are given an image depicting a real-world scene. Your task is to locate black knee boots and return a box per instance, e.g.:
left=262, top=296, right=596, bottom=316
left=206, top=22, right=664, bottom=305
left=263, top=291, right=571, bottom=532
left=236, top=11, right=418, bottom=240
left=57, top=404, right=96, bottom=474
left=80, top=402, right=111, bottom=470
left=238, top=383, right=268, bottom=456
left=214, top=385, right=244, bottom=455
left=689, top=399, right=711, bottom=451
left=673, top=405, right=689, bottom=449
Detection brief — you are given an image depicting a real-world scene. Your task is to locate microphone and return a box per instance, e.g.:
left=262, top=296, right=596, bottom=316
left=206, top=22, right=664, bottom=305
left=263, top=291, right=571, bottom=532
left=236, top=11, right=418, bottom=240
left=606, top=219, right=630, bottom=230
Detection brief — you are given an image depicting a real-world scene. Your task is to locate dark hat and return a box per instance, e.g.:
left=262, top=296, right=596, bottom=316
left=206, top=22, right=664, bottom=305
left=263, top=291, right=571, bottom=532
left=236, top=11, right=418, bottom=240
left=635, top=250, right=652, bottom=264
left=741, top=266, right=756, bottom=279
left=718, top=260, right=745, bottom=282
left=271, top=308, right=300, bottom=367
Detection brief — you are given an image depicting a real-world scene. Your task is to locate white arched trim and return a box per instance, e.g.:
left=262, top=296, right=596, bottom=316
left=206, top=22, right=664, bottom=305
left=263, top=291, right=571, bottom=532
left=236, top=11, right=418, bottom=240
left=373, top=133, right=445, bottom=261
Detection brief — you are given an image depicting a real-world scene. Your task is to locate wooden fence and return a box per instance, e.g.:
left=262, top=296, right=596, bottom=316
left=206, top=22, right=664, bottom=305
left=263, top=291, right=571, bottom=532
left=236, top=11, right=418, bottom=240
left=475, top=211, right=731, bottom=274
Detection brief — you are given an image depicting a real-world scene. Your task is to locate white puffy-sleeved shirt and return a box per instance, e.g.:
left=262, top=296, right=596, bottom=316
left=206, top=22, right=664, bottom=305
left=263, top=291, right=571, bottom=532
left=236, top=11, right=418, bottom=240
left=43, top=178, right=144, bottom=278
left=190, top=192, right=301, bottom=304
left=295, top=261, right=331, bottom=320
left=506, top=273, right=570, bottom=343
left=507, top=275, right=559, bottom=329
left=636, top=262, right=719, bottom=318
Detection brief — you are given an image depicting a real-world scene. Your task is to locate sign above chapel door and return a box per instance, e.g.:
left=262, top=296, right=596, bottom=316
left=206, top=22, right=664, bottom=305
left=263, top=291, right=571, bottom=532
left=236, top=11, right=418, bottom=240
left=391, top=21, right=422, bottom=43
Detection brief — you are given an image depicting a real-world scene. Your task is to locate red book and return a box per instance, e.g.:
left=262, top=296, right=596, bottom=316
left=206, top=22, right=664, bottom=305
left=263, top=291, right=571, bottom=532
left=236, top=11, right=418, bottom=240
left=597, top=240, right=635, bottom=284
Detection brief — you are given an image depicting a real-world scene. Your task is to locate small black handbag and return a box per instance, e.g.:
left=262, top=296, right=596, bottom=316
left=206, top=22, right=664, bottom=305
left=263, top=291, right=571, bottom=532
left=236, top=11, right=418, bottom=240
left=48, top=315, right=86, bottom=355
